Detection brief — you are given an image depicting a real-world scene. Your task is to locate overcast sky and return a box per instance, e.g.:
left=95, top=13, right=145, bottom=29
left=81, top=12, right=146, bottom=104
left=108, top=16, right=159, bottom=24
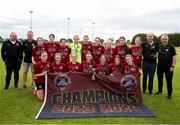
left=0, top=0, right=180, bottom=41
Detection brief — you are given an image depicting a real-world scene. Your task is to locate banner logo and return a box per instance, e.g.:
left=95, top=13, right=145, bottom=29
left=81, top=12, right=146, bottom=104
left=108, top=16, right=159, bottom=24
left=120, top=75, right=135, bottom=90
left=54, top=74, right=71, bottom=90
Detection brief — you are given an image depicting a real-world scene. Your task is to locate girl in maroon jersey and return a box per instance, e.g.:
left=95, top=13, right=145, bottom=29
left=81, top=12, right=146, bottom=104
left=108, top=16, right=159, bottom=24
left=82, top=52, right=96, bottom=74
left=66, top=53, right=82, bottom=72
left=49, top=53, right=66, bottom=75
left=92, top=37, right=105, bottom=64
left=109, top=55, right=123, bottom=75
left=46, top=34, right=60, bottom=62
left=104, top=39, right=116, bottom=64
left=32, top=37, right=46, bottom=64
left=34, top=52, right=50, bottom=100
left=58, top=38, right=71, bottom=64
left=129, top=36, right=143, bottom=68
left=96, top=54, right=110, bottom=76
left=115, top=36, right=129, bottom=63
left=122, top=54, right=139, bottom=74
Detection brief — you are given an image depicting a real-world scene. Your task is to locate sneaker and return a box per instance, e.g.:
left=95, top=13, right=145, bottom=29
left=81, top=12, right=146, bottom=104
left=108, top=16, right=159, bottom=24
left=4, top=87, right=8, bottom=90
left=149, top=91, right=152, bottom=95
left=155, top=91, right=162, bottom=95
left=143, top=90, right=146, bottom=94
left=167, top=95, right=172, bottom=99
left=21, top=84, right=27, bottom=90
left=14, top=87, right=19, bottom=90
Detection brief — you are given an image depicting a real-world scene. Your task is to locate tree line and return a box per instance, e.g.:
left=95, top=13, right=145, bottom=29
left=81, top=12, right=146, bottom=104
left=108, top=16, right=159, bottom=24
left=0, top=33, right=180, bottom=46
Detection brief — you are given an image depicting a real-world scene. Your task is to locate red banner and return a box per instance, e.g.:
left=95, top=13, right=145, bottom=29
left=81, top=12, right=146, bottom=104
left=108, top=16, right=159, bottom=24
left=36, top=72, right=155, bottom=119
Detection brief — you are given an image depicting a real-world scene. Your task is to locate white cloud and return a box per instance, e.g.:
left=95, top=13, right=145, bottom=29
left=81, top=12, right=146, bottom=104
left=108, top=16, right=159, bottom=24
left=0, top=0, right=179, bottom=40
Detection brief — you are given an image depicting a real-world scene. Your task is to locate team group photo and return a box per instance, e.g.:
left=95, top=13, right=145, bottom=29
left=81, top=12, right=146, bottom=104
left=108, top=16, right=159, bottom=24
left=0, top=0, right=180, bottom=124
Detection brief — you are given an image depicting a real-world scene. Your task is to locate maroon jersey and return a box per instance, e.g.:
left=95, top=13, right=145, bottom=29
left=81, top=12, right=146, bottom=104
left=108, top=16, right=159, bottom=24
left=109, top=63, right=123, bottom=75
left=66, top=62, right=82, bottom=72
left=34, top=61, right=50, bottom=84
left=49, top=62, right=66, bottom=74
left=96, top=63, right=110, bottom=76
left=104, top=48, right=116, bottom=64
left=32, top=45, right=46, bottom=63
left=82, top=42, right=93, bottom=61
left=129, top=46, right=143, bottom=67
left=46, top=42, right=60, bottom=62
left=122, top=63, right=139, bottom=74
left=82, top=60, right=96, bottom=74
left=115, top=45, right=129, bottom=63
left=59, top=45, right=71, bottom=64
left=92, top=45, right=105, bottom=64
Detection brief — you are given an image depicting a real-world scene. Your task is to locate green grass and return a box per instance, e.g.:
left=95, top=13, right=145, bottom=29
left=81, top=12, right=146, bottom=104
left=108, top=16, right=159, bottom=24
left=0, top=45, right=180, bottom=124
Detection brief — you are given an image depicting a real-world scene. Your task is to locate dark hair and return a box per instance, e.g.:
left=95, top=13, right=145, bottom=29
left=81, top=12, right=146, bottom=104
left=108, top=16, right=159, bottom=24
left=27, top=31, right=33, bottom=34
left=37, top=37, right=44, bottom=42
left=83, top=35, right=89, bottom=38
left=95, top=37, right=101, bottom=41
left=115, top=55, right=120, bottom=59
left=49, top=34, right=55, bottom=38
left=60, top=38, right=67, bottom=43
left=135, top=36, right=142, bottom=41
left=119, top=36, right=126, bottom=41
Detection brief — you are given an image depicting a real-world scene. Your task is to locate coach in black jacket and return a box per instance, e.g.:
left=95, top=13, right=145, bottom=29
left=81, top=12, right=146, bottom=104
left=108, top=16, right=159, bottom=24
left=1, top=32, right=23, bottom=89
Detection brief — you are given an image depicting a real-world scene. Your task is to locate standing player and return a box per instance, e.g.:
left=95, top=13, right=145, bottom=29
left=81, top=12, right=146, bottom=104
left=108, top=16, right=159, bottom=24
left=33, top=52, right=50, bottom=100
left=104, top=39, right=115, bottom=64
left=32, top=37, right=46, bottom=64
left=92, top=37, right=105, bottom=64
left=115, top=36, right=129, bottom=64
left=70, top=35, right=82, bottom=63
left=58, top=38, right=71, bottom=64
left=82, top=35, right=92, bottom=61
left=46, top=34, right=60, bottom=63
left=129, top=36, right=143, bottom=68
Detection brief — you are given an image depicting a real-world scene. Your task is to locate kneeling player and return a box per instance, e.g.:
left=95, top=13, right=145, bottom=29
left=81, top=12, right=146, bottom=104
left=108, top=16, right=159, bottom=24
left=82, top=52, right=96, bottom=74
left=66, top=53, right=82, bottom=72
left=34, top=52, right=50, bottom=101
left=122, top=54, right=139, bottom=74
left=109, top=55, right=123, bottom=75
left=96, top=54, right=110, bottom=76
left=49, top=53, right=66, bottom=75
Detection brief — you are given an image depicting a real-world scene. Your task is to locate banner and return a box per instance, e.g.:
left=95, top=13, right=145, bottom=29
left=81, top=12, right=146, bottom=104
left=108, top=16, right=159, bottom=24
left=36, top=72, right=155, bottom=119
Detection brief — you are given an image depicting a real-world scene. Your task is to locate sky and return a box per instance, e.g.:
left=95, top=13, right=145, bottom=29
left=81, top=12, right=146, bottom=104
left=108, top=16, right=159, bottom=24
left=0, top=0, right=180, bottom=41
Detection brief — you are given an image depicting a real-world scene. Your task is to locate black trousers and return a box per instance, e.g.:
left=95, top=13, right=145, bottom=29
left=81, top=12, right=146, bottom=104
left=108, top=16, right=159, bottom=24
left=157, top=66, right=173, bottom=96
left=4, top=61, right=21, bottom=89
left=142, top=61, right=156, bottom=92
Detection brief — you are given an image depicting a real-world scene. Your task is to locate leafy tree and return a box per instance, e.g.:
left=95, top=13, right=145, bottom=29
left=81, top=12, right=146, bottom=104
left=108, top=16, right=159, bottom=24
left=131, top=33, right=159, bottom=45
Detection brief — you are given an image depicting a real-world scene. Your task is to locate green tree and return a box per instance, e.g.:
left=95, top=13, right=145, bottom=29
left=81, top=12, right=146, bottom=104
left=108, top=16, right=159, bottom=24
left=131, top=33, right=159, bottom=45
left=67, top=38, right=73, bottom=43
left=159, top=33, right=180, bottom=46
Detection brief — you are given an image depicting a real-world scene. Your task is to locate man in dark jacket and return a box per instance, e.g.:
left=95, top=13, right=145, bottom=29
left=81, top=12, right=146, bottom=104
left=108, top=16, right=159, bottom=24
left=141, top=33, right=159, bottom=94
left=155, top=34, right=176, bottom=99
left=1, top=32, right=23, bottom=90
